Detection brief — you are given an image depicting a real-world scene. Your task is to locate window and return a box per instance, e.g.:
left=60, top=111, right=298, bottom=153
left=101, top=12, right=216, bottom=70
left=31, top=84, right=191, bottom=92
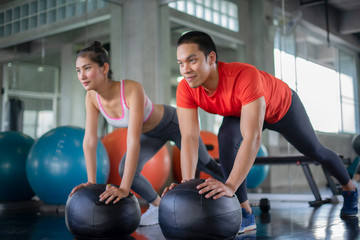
left=274, top=28, right=358, bottom=133
left=2, top=62, right=59, bottom=139
left=169, top=0, right=239, bottom=32
left=0, top=0, right=107, bottom=39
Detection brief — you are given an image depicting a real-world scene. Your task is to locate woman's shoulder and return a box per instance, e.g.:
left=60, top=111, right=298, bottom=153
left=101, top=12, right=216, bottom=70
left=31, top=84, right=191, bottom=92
left=122, top=79, right=144, bottom=94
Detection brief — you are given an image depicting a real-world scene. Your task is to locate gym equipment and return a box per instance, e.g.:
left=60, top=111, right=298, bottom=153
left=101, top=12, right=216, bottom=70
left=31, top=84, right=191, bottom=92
left=159, top=179, right=241, bottom=240
left=101, top=128, right=170, bottom=196
left=246, top=144, right=269, bottom=189
left=352, top=135, right=360, bottom=156
left=0, top=131, right=34, bottom=201
left=65, top=184, right=140, bottom=239
left=26, top=126, right=110, bottom=204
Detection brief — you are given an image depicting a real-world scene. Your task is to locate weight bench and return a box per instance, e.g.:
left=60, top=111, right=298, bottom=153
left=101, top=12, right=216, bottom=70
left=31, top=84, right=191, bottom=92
left=254, top=155, right=342, bottom=207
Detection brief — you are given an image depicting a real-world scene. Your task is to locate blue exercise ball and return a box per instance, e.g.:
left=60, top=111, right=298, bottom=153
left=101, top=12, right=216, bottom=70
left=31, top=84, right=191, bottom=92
left=246, top=144, right=269, bottom=189
left=26, top=126, right=110, bottom=205
left=0, top=131, right=35, bottom=202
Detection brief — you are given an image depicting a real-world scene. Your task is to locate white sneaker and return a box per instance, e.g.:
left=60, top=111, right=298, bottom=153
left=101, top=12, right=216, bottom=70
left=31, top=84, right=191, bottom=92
left=139, top=204, right=159, bottom=226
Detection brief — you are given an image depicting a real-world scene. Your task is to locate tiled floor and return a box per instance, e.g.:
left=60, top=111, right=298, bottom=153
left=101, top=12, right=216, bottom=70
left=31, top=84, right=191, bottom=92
left=0, top=192, right=359, bottom=240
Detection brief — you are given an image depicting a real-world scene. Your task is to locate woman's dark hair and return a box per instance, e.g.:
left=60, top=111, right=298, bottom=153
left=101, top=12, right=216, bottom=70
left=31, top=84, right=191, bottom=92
left=77, top=41, right=113, bottom=79
left=177, top=31, right=218, bottom=63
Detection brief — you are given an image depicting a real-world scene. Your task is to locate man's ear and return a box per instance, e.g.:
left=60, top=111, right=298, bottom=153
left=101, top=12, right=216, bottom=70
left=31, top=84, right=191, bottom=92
left=208, top=51, right=217, bottom=64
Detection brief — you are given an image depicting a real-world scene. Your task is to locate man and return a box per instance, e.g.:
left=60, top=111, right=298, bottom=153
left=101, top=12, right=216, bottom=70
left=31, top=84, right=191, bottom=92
left=175, top=31, right=358, bottom=233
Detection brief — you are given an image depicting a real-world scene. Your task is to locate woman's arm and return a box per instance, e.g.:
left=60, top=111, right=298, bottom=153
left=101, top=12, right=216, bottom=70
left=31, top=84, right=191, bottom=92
left=69, top=91, right=99, bottom=196
left=83, top=91, right=100, bottom=184
left=99, top=80, right=144, bottom=204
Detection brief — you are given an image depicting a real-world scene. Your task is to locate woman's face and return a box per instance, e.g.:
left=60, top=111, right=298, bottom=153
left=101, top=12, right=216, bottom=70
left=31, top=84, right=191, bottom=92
left=75, top=56, right=106, bottom=91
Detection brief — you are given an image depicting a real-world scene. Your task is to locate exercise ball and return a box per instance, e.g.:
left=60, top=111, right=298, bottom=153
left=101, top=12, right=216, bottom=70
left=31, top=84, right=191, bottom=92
left=101, top=128, right=171, bottom=196
left=26, top=126, right=110, bottom=204
left=172, top=131, right=219, bottom=182
left=246, top=144, right=269, bottom=189
left=65, top=184, right=140, bottom=239
left=0, top=131, right=35, bottom=201
left=352, top=135, right=360, bottom=156
left=159, top=179, right=241, bottom=240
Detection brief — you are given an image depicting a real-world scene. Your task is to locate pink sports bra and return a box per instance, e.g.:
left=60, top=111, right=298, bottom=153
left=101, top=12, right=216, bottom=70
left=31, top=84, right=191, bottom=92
left=96, top=80, right=153, bottom=128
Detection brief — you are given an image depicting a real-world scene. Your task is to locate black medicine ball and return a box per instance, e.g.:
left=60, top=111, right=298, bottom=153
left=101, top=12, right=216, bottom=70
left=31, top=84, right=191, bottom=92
left=65, top=184, right=141, bottom=239
left=159, top=179, right=242, bottom=240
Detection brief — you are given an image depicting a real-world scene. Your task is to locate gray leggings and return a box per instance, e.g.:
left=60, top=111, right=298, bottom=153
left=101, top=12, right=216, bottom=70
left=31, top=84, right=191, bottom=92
left=119, top=105, right=214, bottom=203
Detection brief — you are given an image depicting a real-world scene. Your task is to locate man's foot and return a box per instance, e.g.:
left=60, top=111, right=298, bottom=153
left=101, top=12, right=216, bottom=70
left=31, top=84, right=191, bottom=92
left=139, top=204, right=159, bottom=226
left=340, top=189, right=358, bottom=219
left=238, top=208, right=256, bottom=233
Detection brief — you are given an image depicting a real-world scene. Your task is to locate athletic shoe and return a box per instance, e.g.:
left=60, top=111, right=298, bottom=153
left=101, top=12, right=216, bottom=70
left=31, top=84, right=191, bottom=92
left=139, top=204, right=159, bottom=226
left=340, top=189, right=358, bottom=219
left=238, top=208, right=256, bottom=233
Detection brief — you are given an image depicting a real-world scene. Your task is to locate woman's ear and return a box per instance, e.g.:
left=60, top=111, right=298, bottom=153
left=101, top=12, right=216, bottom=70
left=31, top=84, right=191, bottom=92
left=102, top=62, right=110, bottom=76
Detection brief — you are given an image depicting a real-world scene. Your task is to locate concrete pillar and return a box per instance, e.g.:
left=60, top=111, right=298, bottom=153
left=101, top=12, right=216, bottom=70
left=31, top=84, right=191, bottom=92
left=122, top=0, right=161, bottom=103
left=247, top=0, right=275, bottom=74
left=60, top=43, right=85, bottom=127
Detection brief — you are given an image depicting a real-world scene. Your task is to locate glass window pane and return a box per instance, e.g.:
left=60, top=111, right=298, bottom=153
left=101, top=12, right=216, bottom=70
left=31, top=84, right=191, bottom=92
left=31, top=1, right=38, bottom=14
left=40, top=12, right=47, bottom=25
left=14, top=21, right=20, bottom=33
left=48, top=0, right=57, bottom=8
left=6, top=9, right=12, bottom=23
left=177, top=1, right=186, bottom=11
left=58, top=6, right=66, bottom=20
left=342, top=100, right=356, bottom=133
left=187, top=1, right=195, bottom=15
left=0, top=12, right=4, bottom=24
left=67, top=3, right=76, bottom=17
left=40, top=0, right=47, bottom=11
left=30, top=16, right=37, bottom=28
left=204, top=0, right=211, bottom=7
left=22, top=18, right=29, bottom=31
left=228, top=3, right=237, bottom=17
left=14, top=7, right=21, bottom=19
left=22, top=4, right=29, bottom=17
left=5, top=24, right=11, bottom=36
left=196, top=4, right=203, bottom=18
left=213, top=0, right=219, bottom=10
left=213, top=11, right=220, bottom=24
left=77, top=1, right=87, bottom=15
left=204, top=8, right=211, bottom=21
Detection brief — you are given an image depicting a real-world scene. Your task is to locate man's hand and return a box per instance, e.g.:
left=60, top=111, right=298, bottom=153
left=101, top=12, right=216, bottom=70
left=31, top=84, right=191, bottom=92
left=196, top=178, right=235, bottom=199
left=99, top=184, right=129, bottom=204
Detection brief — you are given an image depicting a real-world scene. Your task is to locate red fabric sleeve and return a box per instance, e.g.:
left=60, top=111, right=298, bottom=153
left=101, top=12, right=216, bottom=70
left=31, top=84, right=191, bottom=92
left=236, top=66, right=265, bottom=106
left=176, top=79, right=198, bottom=109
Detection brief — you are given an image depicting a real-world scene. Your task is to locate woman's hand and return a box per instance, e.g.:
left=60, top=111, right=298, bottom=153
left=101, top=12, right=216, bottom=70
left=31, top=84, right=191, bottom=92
left=196, top=178, right=235, bottom=199
left=99, top=184, right=129, bottom=204
left=69, top=182, right=94, bottom=197
left=161, top=179, right=190, bottom=197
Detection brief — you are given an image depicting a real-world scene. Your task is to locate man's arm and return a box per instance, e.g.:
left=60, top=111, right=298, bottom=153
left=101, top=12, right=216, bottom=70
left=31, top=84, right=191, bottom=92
left=225, top=97, right=266, bottom=193
left=197, top=97, right=266, bottom=199
left=177, top=107, right=200, bottom=181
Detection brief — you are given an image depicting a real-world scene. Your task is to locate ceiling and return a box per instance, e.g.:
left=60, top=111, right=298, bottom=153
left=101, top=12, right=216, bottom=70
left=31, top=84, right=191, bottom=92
left=273, top=0, right=360, bottom=40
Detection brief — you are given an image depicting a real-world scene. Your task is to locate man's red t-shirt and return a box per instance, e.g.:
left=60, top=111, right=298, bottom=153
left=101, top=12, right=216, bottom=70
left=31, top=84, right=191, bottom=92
left=176, top=61, right=292, bottom=124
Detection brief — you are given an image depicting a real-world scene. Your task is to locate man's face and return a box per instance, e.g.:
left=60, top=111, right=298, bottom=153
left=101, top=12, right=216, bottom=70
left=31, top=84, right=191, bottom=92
left=177, top=43, right=212, bottom=88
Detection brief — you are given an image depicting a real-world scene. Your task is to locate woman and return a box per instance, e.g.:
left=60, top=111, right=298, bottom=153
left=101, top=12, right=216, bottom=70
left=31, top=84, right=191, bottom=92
left=69, top=41, right=223, bottom=226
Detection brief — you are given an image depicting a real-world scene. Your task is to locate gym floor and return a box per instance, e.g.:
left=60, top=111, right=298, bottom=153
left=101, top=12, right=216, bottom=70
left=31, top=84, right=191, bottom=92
left=0, top=190, right=359, bottom=240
